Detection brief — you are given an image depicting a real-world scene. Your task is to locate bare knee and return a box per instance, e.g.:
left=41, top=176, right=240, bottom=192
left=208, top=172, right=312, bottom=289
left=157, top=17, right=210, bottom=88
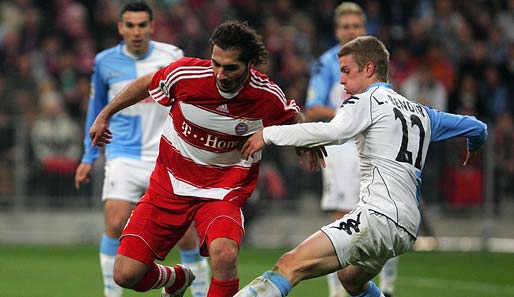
left=338, top=267, right=374, bottom=296
left=104, top=200, right=133, bottom=237
left=113, top=255, right=148, bottom=288
left=274, top=250, right=305, bottom=285
left=106, top=216, right=128, bottom=237
left=209, top=238, right=238, bottom=280
left=275, top=250, right=296, bottom=273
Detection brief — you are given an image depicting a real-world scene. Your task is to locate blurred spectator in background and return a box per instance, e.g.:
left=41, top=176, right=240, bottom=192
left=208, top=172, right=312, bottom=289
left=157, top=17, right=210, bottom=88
left=0, top=74, right=15, bottom=197
left=450, top=73, right=484, bottom=116
left=30, top=85, right=81, bottom=198
left=494, top=112, right=514, bottom=214
left=479, top=63, right=509, bottom=123
left=389, top=42, right=418, bottom=89
left=401, top=62, right=448, bottom=111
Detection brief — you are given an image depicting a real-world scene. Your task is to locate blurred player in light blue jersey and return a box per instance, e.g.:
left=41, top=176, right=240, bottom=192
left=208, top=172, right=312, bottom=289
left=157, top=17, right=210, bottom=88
left=305, top=3, right=396, bottom=296
left=237, top=36, right=488, bottom=297
left=74, top=2, right=209, bottom=296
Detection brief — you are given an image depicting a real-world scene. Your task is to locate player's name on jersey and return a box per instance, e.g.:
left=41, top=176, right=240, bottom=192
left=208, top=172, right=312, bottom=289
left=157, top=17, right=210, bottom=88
left=378, top=94, right=426, bottom=117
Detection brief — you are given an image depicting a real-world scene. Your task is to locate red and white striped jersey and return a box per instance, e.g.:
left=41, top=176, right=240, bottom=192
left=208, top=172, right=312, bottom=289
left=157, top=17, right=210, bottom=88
left=147, top=57, right=299, bottom=205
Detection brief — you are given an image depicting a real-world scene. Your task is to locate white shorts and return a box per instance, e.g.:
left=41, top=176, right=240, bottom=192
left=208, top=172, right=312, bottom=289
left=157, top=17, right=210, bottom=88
left=102, top=157, right=155, bottom=203
left=321, top=140, right=360, bottom=212
left=321, top=205, right=415, bottom=274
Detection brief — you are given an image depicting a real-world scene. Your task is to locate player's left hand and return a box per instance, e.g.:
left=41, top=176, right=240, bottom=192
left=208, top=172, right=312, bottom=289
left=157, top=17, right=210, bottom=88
left=295, top=146, right=327, bottom=171
left=241, top=130, right=265, bottom=160
left=463, top=150, right=477, bottom=166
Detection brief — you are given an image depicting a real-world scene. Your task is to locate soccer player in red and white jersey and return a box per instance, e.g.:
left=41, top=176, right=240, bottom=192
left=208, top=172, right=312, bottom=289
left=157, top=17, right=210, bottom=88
left=88, top=21, right=306, bottom=297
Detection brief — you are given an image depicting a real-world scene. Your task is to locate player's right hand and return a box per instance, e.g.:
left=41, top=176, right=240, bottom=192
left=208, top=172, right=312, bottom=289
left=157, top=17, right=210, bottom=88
left=74, top=163, right=92, bottom=189
left=241, top=130, right=266, bottom=160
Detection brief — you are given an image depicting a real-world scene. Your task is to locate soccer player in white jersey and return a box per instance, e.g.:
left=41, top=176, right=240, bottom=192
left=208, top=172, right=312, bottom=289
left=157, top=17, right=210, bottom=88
left=305, top=3, right=396, bottom=296
left=74, top=2, right=209, bottom=297
left=236, top=36, right=488, bottom=297
left=87, top=21, right=306, bottom=297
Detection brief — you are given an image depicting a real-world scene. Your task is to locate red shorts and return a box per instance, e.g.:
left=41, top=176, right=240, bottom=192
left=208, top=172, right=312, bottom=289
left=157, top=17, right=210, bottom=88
left=118, top=189, right=245, bottom=266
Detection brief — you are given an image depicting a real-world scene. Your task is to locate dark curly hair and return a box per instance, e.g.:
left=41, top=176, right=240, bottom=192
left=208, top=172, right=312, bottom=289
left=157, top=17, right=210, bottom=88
left=209, top=20, right=269, bottom=65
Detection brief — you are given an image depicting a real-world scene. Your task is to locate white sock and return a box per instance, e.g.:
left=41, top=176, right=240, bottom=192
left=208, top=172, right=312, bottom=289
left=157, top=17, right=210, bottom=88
left=327, top=272, right=346, bottom=297
left=234, top=276, right=283, bottom=297
left=100, top=253, right=123, bottom=297
left=379, top=257, right=398, bottom=295
left=187, top=258, right=210, bottom=297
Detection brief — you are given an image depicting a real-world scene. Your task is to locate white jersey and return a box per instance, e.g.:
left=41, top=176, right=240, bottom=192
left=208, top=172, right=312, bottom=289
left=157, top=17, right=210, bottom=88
left=264, top=83, right=487, bottom=237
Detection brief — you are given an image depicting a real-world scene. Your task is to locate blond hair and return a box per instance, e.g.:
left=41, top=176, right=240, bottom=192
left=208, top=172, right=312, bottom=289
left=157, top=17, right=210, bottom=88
left=334, top=2, right=366, bottom=23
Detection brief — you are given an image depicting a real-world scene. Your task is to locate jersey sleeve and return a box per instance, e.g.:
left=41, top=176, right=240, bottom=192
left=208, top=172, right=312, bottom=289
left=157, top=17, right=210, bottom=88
left=424, top=106, right=488, bottom=151
left=148, top=58, right=186, bottom=107
left=263, top=94, right=372, bottom=147
left=257, top=76, right=300, bottom=126
left=304, top=58, right=333, bottom=109
left=263, top=97, right=300, bottom=127
left=81, top=59, right=107, bottom=164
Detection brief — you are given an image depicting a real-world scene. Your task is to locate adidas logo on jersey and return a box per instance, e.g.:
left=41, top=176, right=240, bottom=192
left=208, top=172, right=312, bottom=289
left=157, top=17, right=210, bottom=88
left=216, top=104, right=229, bottom=113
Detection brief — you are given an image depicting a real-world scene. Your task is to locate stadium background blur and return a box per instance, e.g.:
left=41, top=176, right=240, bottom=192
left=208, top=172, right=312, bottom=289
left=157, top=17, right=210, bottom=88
left=0, top=0, right=513, bottom=252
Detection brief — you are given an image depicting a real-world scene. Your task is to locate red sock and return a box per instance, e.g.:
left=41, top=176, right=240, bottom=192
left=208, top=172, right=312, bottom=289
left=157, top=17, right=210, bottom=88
left=207, top=277, right=239, bottom=297
left=165, top=265, right=186, bottom=293
left=133, top=263, right=176, bottom=292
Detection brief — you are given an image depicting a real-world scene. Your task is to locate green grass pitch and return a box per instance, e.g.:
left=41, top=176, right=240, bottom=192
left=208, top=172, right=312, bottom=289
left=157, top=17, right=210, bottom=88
left=0, top=245, right=513, bottom=297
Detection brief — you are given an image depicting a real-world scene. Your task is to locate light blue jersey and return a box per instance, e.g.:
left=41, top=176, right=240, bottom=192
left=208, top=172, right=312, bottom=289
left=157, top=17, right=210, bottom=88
left=81, top=41, right=183, bottom=163
left=305, top=45, right=343, bottom=109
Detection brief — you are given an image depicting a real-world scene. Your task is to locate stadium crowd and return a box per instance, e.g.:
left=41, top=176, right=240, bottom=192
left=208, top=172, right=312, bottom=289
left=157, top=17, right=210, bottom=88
left=0, top=0, right=513, bottom=211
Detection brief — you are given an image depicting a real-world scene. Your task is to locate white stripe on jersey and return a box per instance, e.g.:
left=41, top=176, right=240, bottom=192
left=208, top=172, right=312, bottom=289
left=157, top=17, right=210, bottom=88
left=149, top=66, right=213, bottom=102
left=160, top=113, right=260, bottom=167
left=164, top=65, right=212, bottom=86
left=250, top=73, right=286, bottom=99
left=165, top=69, right=212, bottom=88
left=167, top=169, right=232, bottom=200
left=179, top=102, right=264, bottom=135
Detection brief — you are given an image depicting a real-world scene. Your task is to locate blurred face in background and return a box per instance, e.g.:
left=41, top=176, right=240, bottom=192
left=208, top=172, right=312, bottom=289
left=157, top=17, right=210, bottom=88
left=335, top=13, right=366, bottom=45
left=118, top=11, right=154, bottom=57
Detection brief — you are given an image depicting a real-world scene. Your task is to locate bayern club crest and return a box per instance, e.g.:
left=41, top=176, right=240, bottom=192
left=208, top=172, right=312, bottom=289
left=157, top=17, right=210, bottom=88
left=235, top=122, right=249, bottom=135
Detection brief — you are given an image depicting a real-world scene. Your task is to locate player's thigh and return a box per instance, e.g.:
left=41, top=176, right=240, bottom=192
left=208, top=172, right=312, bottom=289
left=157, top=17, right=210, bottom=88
left=176, top=223, right=198, bottom=250
left=193, top=200, right=244, bottom=257
left=119, top=191, right=193, bottom=264
left=102, top=157, right=154, bottom=203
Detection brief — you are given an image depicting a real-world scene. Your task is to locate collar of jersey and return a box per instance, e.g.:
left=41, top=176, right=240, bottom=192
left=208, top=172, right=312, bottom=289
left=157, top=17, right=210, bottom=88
left=118, top=41, right=154, bottom=60
left=365, top=82, right=392, bottom=92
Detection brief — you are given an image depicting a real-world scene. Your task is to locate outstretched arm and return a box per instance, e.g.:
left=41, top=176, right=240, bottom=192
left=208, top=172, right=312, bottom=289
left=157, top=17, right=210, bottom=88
left=89, top=72, right=155, bottom=147
left=424, top=106, right=488, bottom=166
